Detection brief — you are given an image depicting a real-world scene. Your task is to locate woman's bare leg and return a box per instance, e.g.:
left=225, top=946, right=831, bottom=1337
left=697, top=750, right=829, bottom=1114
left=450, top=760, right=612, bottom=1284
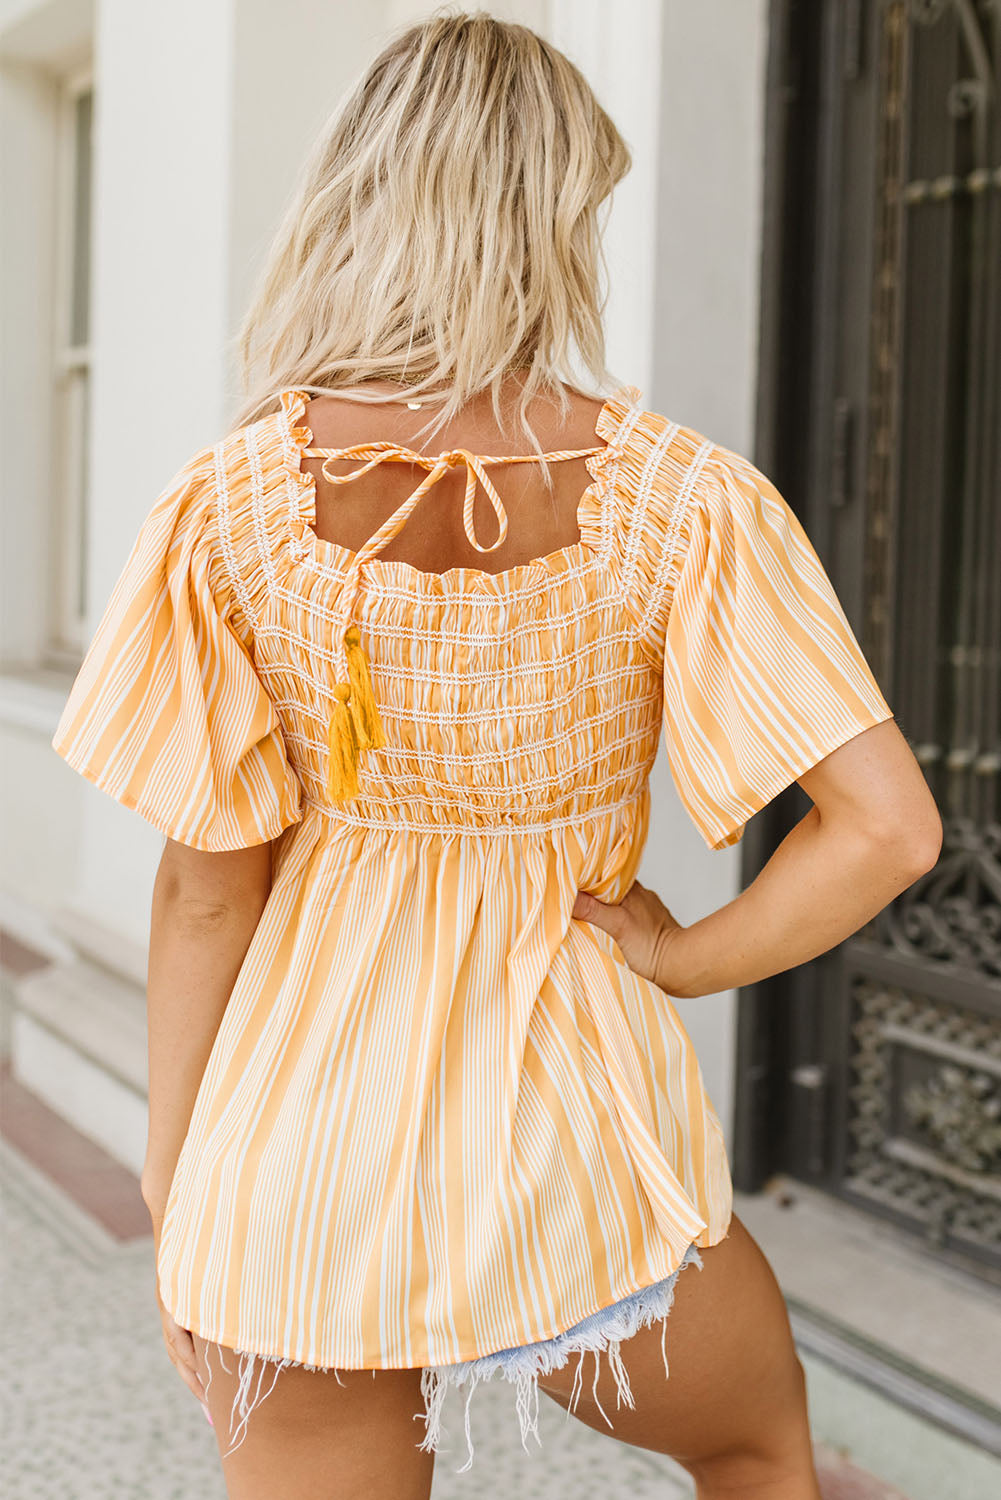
left=191, top=1335, right=436, bottom=1500
left=537, top=1212, right=822, bottom=1500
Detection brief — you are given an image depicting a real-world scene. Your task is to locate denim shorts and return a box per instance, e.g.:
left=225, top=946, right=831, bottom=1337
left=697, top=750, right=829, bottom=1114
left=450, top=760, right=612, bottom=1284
left=211, top=1240, right=704, bottom=1474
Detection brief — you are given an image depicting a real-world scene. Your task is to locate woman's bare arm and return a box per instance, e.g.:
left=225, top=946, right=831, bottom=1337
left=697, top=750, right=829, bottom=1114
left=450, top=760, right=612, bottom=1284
left=574, top=718, right=942, bottom=998
left=140, top=838, right=273, bottom=1207
left=139, top=838, right=272, bottom=1412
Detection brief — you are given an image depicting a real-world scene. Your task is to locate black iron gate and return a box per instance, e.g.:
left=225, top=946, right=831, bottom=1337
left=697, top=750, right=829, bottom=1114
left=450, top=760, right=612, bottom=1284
left=736, top=0, right=1001, bottom=1282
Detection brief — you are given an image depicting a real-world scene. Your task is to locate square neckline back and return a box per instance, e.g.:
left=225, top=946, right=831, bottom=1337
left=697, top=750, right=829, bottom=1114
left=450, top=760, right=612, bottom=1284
left=276, top=383, right=642, bottom=591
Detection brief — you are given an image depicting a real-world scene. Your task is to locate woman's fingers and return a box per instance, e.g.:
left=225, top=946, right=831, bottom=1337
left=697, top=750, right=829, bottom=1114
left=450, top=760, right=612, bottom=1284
left=162, top=1312, right=207, bottom=1402
left=156, top=1279, right=211, bottom=1416
left=572, top=890, right=620, bottom=928
left=571, top=892, right=591, bottom=920
left=574, top=880, right=656, bottom=936
left=165, top=1320, right=206, bottom=1400
left=573, top=880, right=684, bottom=987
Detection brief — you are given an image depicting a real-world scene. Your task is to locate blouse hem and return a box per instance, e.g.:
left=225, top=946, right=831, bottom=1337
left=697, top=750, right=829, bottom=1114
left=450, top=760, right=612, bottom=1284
left=192, top=1232, right=717, bottom=1474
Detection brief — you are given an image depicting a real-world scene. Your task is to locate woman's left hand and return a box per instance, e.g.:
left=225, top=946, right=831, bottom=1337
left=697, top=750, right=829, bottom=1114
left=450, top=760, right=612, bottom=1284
left=572, top=879, right=686, bottom=990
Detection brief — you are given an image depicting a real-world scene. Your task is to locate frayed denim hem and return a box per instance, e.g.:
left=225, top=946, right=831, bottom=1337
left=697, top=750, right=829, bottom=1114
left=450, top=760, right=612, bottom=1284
left=207, top=1240, right=704, bottom=1474
left=419, top=1241, right=704, bottom=1472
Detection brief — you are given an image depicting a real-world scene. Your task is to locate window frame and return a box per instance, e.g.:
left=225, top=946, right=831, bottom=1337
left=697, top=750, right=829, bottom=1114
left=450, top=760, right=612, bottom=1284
left=48, top=63, right=94, bottom=664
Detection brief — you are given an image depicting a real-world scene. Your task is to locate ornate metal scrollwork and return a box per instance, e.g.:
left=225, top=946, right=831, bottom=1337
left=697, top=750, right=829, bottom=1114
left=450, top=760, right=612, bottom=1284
left=869, top=818, right=1001, bottom=978
left=846, top=978, right=1001, bottom=1260
left=910, top=0, right=950, bottom=22
left=908, top=0, right=997, bottom=158
left=949, top=76, right=990, bottom=118
left=903, top=1063, right=1001, bottom=1173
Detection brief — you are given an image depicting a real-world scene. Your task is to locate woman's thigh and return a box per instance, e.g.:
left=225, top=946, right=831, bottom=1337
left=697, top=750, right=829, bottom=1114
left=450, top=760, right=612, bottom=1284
left=191, top=1334, right=435, bottom=1500
left=536, top=1212, right=820, bottom=1494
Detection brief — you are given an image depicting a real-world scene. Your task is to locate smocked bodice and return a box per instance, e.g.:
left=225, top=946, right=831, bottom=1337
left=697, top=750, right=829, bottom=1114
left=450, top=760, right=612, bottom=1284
left=220, top=385, right=663, bottom=833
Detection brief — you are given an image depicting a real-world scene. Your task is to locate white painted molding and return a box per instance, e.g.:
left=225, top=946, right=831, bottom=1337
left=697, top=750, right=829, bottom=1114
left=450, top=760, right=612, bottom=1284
left=50, top=900, right=148, bottom=989
left=0, top=671, right=72, bottom=735
left=0, top=887, right=76, bottom=965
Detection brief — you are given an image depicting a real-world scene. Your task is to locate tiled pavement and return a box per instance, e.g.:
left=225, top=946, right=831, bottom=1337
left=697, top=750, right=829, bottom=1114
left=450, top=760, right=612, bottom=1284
left=2, top=1063, right=911, bottom=1500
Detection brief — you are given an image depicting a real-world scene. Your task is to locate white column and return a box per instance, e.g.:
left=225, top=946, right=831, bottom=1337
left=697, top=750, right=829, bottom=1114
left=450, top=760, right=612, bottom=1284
left=648, top=0, right=770, bottom=1149
left=552, top=0, right=770, bottom=1151
left=225, top=1, right=394, bottom=405
left=653, top=0, right=770, bottom=450
left=59, top=0, right=236, bottom=947
left=550, top=0, right=665, bottom=391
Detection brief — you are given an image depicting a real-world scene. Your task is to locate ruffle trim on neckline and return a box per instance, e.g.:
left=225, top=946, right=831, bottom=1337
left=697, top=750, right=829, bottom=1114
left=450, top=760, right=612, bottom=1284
left=275, top=383, right=643, bottom=595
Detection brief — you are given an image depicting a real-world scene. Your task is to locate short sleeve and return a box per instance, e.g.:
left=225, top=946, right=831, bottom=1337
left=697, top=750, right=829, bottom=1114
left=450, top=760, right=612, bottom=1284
left=51, top=447, right=304, bottom=851
left=661, top=444, right=895, bottom=851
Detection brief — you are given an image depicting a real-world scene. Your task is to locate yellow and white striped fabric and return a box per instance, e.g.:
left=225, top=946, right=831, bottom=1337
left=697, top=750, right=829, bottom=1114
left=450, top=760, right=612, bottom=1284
left=51, top=384, right=893, bottom=1442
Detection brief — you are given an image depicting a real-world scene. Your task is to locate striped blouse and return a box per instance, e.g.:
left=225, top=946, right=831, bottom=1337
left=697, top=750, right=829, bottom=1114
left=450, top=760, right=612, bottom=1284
left=51, top=384, right=893, bottom=1383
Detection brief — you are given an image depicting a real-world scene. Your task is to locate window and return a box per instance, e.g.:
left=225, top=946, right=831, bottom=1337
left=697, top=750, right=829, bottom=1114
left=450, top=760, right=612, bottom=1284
left=49, top=69, right=94, bottom=662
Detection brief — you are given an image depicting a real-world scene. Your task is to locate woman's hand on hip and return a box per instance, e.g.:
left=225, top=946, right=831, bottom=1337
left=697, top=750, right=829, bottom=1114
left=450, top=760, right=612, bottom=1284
left=572, top=880, right=685, bottom=991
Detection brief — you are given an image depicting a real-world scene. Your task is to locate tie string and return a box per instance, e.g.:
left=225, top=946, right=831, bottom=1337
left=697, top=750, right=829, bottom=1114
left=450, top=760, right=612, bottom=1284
left=304, top=440, right=607, bottom=561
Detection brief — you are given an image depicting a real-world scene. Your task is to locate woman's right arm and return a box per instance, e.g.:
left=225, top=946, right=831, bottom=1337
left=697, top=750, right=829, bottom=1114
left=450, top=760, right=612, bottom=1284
left=141, top=838, right=273, bottom=1212
left=574, top=717, right=941, bottom=998
left=140, top=837, right=272, bottom=1413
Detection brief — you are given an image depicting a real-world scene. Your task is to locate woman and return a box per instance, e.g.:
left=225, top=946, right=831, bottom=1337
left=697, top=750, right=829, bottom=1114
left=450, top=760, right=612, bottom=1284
left=52, top=10, right=941, bottom=1499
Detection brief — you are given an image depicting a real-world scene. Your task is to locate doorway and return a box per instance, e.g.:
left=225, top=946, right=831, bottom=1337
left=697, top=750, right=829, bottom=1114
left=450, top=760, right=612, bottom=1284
left=735, top=0, right=1001, bottom=1285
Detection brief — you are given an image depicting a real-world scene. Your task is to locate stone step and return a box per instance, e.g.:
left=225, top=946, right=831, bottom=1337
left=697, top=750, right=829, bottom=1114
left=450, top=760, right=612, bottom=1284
left=735, top=1181, right=1001, bottom=1500
left=0, top=1058, right=149, bottom=1241
left=6, top=947, right=148, bottom=1178
left=814, top=1447, right=909, bottom=1498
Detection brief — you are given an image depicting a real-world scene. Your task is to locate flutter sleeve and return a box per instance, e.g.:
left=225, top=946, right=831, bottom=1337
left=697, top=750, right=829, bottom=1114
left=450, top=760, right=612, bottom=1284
left=51, top=446, right=304, bottom=851
left=661, top=443, right=895, bottom=851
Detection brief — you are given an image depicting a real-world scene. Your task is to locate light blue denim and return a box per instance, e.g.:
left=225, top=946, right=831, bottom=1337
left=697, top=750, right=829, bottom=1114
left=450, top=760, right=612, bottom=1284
left=419, top=1240, right=705, bottom=1473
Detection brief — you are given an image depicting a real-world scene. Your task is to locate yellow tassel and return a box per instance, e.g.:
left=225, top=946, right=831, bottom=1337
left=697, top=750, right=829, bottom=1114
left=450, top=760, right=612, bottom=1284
left=327, top=683, right=360, bottom=802
left=344, top=625, right=386, bottom=751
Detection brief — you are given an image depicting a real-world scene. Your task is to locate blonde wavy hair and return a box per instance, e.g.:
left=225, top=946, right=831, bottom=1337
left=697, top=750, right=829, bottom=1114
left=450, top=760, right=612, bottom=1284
left=229, top=6, right=632, bottom=462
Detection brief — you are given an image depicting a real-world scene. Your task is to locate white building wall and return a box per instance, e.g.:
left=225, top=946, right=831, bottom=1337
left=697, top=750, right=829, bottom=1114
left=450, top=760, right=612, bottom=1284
left=555, top=0, right=770, bottom=1145
left=226, top=2, right=393, bottom=400
left=0, top=55, right=60, bottom=667
left=67, top=0, right=236, bottom=947
left=1, top=0, right=770, bottom=1163
left=645, top=0, right=770, bottom=1147
left=1, top=0, right=98, bottom=943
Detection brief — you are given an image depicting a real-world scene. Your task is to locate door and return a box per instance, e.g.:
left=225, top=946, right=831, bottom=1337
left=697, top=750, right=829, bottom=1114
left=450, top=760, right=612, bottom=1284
left=736, top=0, right=1001, bottom=1283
